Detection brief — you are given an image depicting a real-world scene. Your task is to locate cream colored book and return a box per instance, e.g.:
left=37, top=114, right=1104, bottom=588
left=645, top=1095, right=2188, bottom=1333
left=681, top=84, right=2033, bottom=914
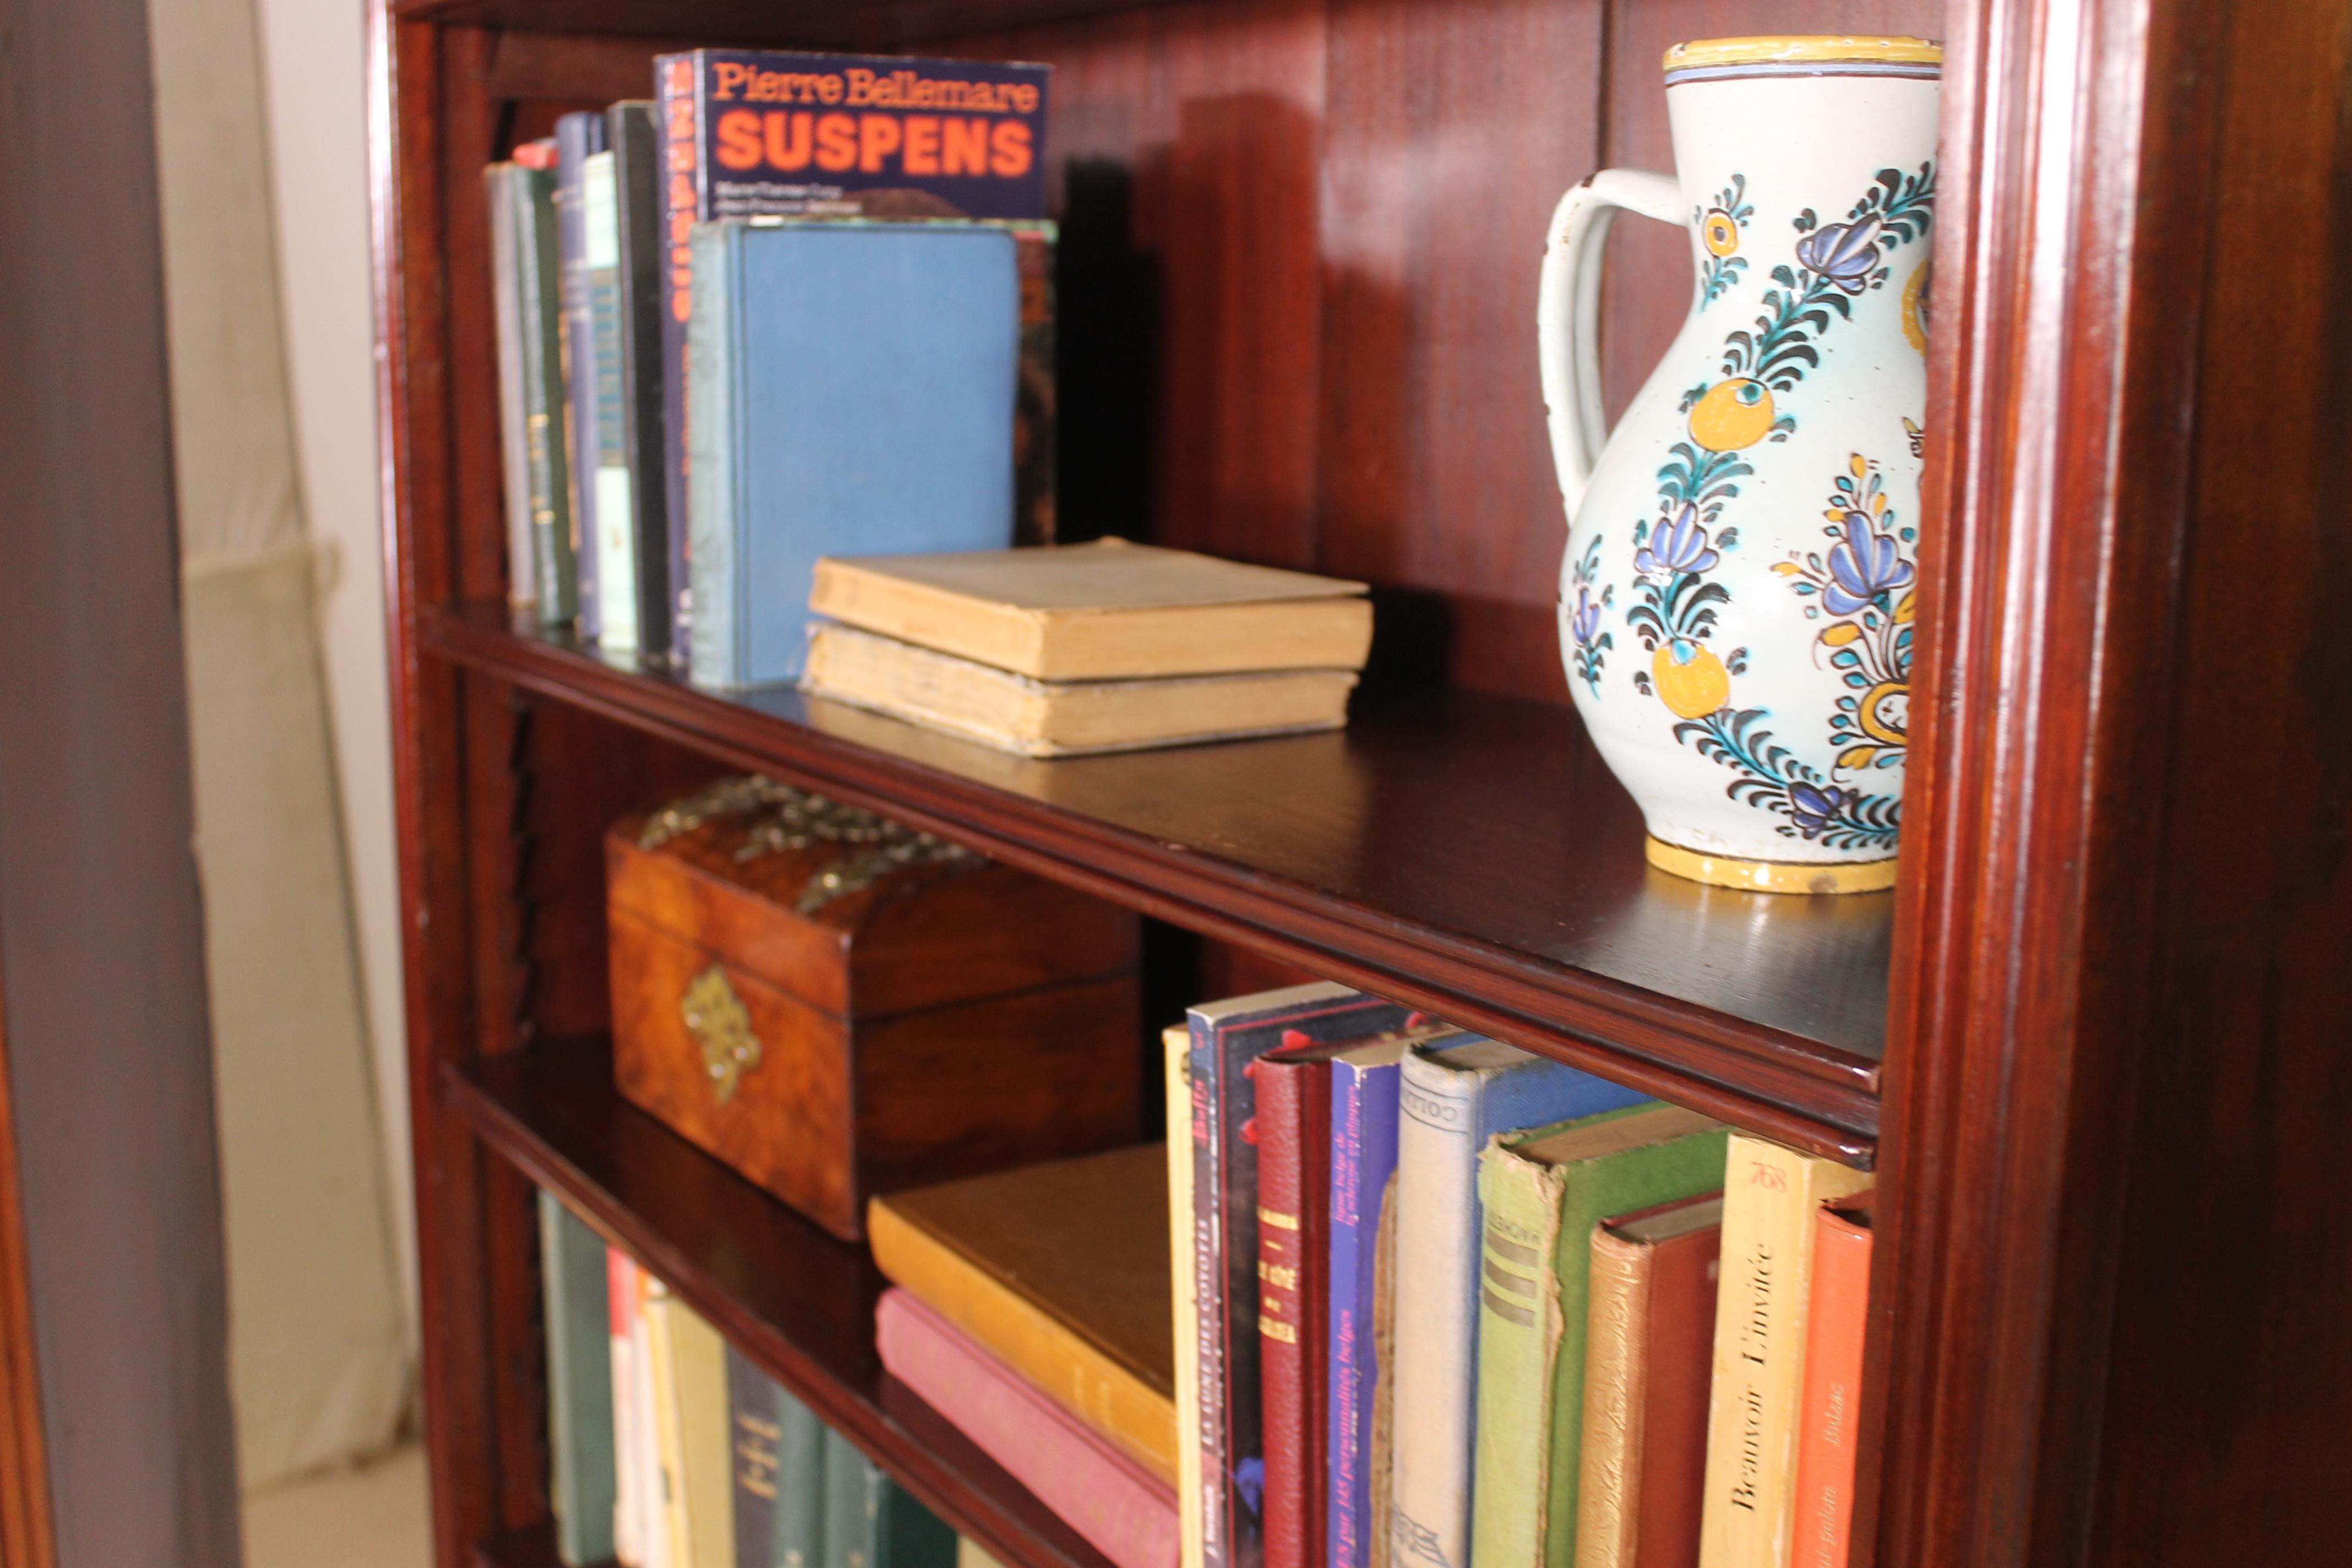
left=1696, top=1136, right=1873, bottom=1568
left=803, top=623, right=1358, bottom=756
left=645, top=1288, right=735, bottom=1568
left=807, top=540, right=1373, bottom=680
left=1166, top=1027, right=1206, bottom=1568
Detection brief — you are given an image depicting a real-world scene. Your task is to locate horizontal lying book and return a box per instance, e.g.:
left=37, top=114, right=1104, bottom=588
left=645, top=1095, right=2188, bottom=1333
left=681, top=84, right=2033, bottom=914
left=807, top=540, right=1372, bottom=681
left=867, top=1144, right=1175, bottom=1482
left=803, top=624, right=1357, bottom=756
left=878, top=1288, right=1178, bottom=1568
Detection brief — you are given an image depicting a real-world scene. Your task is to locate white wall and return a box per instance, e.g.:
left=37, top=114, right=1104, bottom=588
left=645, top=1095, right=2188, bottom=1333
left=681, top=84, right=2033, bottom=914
left=147, top=0, right=415, bottom=1487
left=251, top=0, right=417, bottom=1326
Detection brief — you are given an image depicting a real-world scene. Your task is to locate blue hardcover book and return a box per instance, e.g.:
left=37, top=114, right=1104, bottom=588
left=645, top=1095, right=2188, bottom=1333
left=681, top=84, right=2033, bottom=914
left=1386, top=1044, right=1649, bottom=1568
left=686, top=219, right=1019, bottom=689
left=554, top=112, right=608, bottom=637
left=1324, top=1032, right=1473, bottom=1568
left=1184, top=985, right=1420, bottom=1568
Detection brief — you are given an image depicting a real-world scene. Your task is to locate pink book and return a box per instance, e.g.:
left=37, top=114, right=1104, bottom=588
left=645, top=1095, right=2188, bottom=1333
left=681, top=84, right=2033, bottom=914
left=875, top=1288, right=1179, bottom=1568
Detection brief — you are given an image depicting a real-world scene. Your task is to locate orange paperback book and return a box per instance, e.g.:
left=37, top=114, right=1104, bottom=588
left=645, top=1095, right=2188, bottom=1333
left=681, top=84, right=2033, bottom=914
left=1791, top=1195, right=1875, bottom=1568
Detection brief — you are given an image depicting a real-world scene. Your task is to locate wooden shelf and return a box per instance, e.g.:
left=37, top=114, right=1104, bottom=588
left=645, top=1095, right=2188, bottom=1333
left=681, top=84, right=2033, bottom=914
left=425, top=602, right=1889, bottom=1162
left=390, top=0, right=1178, bottom=49
left=447, top=1039, right=1122, bottom=1568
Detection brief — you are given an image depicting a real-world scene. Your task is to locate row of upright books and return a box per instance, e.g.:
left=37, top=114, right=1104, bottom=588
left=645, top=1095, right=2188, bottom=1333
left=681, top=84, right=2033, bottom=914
left=539, top=1191, right=992, bottom=1568
left=850, top=983, right=1876, bottom=1568
left=486, top=48, right=1055, bottom=688
left=541, top=980, right=1876, bottom=1568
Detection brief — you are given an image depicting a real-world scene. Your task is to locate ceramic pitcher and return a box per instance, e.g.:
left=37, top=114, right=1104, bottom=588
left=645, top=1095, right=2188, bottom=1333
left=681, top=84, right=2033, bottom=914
left=1542, top=37, right=1940, bottom=894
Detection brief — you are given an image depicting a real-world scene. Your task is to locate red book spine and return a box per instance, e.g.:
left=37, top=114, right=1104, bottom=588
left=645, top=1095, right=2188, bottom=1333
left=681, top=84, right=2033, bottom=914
left=876, top=1289, right=1178, bottom=1568
left=1255, top=1055, right=1329, bottom=1568
left=1792, top=1199, right=1875, bottom=1568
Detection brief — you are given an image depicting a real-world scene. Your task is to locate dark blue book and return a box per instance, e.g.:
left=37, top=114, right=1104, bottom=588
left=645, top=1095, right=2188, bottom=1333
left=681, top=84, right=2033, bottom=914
left=1184, top=985, right=1420, bottom=1568
left=554, top=111, right=608, bottom=638
left=606, top=101, right=671, bottom=662
left=684, top=219, right=1019, bottom=689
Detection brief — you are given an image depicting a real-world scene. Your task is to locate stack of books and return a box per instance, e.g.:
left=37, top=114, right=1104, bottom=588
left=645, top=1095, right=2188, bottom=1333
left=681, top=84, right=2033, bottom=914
left=537, top=1191, right=969, bottom=1568
left=835, top=981, right=1877, bottom=1568
left=800, top=540, right=1375, bottom=755
left=484, top=47, right=1056, bottom=683
left=538, top=977, right=1881, bottom=1568
left=868, top=1145, right=1180, bottom=1568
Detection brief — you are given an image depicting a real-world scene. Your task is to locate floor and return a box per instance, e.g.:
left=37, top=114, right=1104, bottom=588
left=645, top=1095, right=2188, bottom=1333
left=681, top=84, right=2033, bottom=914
left=243, top=1442, right=432, bottom=1568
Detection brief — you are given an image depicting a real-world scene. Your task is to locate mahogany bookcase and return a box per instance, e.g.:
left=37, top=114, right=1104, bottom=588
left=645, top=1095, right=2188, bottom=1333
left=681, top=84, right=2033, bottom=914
left=367, top=1, right=2351, bottom=1565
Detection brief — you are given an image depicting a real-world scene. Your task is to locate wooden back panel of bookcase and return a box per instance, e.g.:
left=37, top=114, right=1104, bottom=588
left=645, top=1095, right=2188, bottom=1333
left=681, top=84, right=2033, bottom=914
left=372, top=0, right=2352, bottom=1565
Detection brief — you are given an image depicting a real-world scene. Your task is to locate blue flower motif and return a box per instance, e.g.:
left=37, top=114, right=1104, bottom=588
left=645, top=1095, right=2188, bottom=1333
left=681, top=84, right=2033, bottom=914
left=1823, top=510, right=1916, bottom=614
left=1570, top=587, right=1604, bottom=646
left=1786, top=781, right=1848, bottom=838
left=1634, top=504, right=1721, bottom=576
left=1794, top=215, right=1885, bottom=294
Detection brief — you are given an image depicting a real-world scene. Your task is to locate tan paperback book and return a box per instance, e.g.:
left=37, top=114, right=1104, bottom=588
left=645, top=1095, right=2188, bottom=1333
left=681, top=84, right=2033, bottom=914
left=1696, top=1137, right=1872, bottom=1568
left=803, top=623, right=1357, bottom=756
left=807, top=540, right=1373, bottom=680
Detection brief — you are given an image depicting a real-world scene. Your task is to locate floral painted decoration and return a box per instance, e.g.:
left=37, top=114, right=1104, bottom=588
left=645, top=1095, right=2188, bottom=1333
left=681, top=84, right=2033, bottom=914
left=1696, top=174, right=1754, bottom=307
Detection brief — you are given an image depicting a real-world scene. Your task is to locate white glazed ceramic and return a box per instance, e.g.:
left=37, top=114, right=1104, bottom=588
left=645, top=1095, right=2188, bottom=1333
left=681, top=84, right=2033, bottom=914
left=1541, top=37, right=1940, bottom=894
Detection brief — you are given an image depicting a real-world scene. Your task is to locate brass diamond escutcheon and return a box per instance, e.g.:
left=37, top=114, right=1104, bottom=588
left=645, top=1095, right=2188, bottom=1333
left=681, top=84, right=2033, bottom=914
left=679, top=965, right=761, bottom=1107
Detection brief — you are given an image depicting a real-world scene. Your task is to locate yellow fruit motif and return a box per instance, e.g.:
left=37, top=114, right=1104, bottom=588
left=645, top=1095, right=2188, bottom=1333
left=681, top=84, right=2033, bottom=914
left=1902, top=260, right=1931, bottom=356
left=1687, top=378, right=1776, bottom=451
left=1857, top=680, right=1909, bottom=744
left=1652, top=643, right=1730, bottom=720
left=1702, top=209, right=1740, bottom=257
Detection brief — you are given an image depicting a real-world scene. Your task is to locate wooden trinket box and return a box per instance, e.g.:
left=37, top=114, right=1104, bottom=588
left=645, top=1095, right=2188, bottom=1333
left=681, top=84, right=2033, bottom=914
left=607, top=776, right=1142, bottom=1240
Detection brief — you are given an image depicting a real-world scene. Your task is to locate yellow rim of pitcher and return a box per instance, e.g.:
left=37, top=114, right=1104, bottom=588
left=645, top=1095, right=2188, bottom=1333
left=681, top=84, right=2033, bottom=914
left=1664, top=36, right=1942, bottom=84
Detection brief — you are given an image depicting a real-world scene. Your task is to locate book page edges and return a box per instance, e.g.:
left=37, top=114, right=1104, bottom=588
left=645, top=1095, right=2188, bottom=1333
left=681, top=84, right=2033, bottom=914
left=810, top=560, right=1372, bottom=679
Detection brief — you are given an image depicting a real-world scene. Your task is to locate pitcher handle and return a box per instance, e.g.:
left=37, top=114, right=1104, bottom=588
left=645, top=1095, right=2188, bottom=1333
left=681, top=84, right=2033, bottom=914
left=1538, top=169, right=1684, bottom=525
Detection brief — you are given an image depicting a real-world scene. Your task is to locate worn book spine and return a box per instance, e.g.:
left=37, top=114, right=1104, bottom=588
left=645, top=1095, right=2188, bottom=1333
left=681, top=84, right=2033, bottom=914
left=776, top=1387, right=826, bottom=1568
left=684, top=222, right=738, bottom=688
left=1388, top=1052, right=1647, bottom=1568
left=869, top=1455, right=957, bottom=1568
left=655, top=55, right=702, bottom=658
left=1185, top=1021, right=1228, bottom=1568
left=1254, top=1055, right=1329, bottom=1568
left=555, top=112, right=607, bottom=635
left=1167, top=1028, right=1206, bottom=1568
left=1575, top=1226, right=1652, bottom=1568
left=606, top=101, right=670, bottom=662
left=1327, top=1053, right=1399, bottom=1568
left=865, top=1196, right=1177, bottom=1482
left=1190, top=989, right=1415, bottom=1568
left=1575, top=1210, right=1721, bottom=1568
left=611, top=1251, right=646, bottom=1567
left=510, top=161, right=576, bottom=624
left=1790, top=1204, right=1872, bottom=1568
left=1697, top=1137, right=1873, bottom=1568
left=542, top=1193, right=618, bottom=1567
left=728, top=1346, right=782, bottom=1568
left=821, top=1432, right=868, bottom=1568
left=1469, top=1115, right=1725, bottom=1568
left=486, top=163, right=537, bottom=609
left=582, top=146, right=638, bottom=650
left=878, top=1288, right=1178, bottom=1568
left=649, top=1287, right=734, bottom=1568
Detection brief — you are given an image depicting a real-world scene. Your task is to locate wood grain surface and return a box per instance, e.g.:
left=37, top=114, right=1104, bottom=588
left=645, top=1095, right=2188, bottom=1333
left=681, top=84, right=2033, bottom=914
left=447, top=1040, right=1124, bottom=1568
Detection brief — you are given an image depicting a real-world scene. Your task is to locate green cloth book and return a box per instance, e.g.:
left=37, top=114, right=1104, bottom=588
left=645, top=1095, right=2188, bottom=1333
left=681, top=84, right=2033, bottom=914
left=776, top=1381, right=827, bottom=1568
left=821, top=1430, right=956, bottom=1568
left=1468, top=1106, right=1728, bottom=1568
left=537, top=1191, right=617, bottom=1566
